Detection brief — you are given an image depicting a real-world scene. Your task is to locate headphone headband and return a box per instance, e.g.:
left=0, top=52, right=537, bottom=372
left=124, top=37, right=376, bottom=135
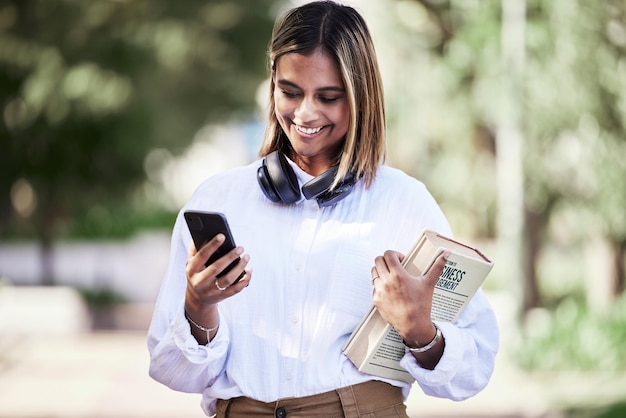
left=257, top=151, right=357, bottom=207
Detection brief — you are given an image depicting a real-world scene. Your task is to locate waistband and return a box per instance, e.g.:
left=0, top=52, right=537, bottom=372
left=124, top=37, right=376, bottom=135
left=215, top=380, right=407, bottom=417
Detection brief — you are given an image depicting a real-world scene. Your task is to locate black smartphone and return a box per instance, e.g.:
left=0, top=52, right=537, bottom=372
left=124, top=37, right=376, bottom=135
left=184, top=210, right=240, bottom=279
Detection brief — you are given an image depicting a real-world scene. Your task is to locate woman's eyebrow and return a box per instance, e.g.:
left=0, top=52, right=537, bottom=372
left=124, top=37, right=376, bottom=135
left=276, top=78, right=345, bottom=93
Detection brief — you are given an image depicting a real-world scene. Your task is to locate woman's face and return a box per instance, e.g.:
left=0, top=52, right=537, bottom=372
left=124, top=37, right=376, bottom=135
left=273, top=48, right=350, bottom=176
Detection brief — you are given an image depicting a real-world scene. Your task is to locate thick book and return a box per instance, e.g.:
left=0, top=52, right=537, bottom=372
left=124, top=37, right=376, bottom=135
left=342, top=229, right=494, bottom=383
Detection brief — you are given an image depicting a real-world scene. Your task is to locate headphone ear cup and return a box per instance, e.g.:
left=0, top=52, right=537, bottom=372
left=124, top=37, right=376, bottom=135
left=301, top=166, right=338, bottom=200
left=314, top=171, right=357, bottom=207
left=259, top=151, right=301, bottom=204
left=257, top=163, right=281, bottom=202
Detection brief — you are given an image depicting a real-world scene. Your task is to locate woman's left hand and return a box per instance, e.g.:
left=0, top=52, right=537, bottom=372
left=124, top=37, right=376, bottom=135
left=371, top=250, right=449, bottom=350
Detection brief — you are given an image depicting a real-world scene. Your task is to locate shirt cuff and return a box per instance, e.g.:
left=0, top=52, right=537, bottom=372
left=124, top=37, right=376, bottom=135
left=173, top=307, right=230, bottom=365
left=399, top=321, right=464, bottom=387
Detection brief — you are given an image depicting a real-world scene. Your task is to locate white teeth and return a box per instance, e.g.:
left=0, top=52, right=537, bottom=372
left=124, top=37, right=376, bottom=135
left=296, top=125, right=323, bottom=135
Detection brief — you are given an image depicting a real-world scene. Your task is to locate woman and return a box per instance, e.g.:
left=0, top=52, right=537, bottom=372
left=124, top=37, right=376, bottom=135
left=148, top=1, right=498, bottom=417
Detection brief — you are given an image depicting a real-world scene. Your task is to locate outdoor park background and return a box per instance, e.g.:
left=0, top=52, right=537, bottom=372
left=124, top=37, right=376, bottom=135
left=1, top=0, right=626, bottom=417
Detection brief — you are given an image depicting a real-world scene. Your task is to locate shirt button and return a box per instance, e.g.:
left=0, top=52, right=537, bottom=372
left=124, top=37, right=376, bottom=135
left=275, top=406, right=287, bottom=417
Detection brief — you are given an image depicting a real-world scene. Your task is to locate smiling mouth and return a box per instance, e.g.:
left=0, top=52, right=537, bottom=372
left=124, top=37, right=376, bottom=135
left=295, top=125, right=324, bottom=135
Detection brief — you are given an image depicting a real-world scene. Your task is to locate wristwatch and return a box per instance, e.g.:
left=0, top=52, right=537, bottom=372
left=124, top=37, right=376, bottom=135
left=404, top=323, right=442, bottom=353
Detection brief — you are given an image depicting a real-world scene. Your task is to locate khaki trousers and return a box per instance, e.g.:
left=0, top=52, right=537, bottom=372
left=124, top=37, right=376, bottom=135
left=215, top=380, right=408, bottom=418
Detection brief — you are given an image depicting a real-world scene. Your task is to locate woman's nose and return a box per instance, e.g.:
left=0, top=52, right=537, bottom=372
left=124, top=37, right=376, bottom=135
left=293, top=96, right=318, bottom=123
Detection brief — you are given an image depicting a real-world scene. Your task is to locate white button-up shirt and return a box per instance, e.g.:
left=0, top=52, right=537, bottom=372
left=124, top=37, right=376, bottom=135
left=148, top=158, right=499, bottom=416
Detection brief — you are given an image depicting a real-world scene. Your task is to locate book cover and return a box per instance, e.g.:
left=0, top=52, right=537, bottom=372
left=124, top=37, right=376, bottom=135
left=343, top=229, right=494, bottom=382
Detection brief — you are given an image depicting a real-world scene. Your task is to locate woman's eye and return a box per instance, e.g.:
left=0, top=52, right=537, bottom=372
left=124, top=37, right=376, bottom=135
left=319, top=97, right=339, bottom=104
left=281, top=90, right=299, bottom=98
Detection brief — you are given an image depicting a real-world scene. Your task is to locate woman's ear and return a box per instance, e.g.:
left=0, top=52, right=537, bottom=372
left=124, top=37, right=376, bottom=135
left=270, top=60, right=277, bottom=86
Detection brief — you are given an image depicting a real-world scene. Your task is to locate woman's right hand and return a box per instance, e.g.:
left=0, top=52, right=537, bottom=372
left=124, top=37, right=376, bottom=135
left=184, top=234, right=251, bottom=343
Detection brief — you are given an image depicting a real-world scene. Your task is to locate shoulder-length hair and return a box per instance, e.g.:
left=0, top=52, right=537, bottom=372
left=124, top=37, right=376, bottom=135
left=259, top=0, right=386, bottom=188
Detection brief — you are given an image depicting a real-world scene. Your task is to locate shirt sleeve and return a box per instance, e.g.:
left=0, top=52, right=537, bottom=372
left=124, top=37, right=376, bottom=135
left=147, top=210, right=231, bottom=393
left=399, top=288, right=499, bottom=400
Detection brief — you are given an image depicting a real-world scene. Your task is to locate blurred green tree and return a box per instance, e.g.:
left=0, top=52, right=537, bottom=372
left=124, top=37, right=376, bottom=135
left=0, top=0, right=281, bottom=284
left=392, top=0, right=625, bottom=311
left=523, top=0, right=626, bottom=306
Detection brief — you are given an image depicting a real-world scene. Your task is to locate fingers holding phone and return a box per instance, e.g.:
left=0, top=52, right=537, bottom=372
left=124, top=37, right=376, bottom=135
left=209, top=244, right=249, bottom=290
left=184, top=211, right=251, bottom=303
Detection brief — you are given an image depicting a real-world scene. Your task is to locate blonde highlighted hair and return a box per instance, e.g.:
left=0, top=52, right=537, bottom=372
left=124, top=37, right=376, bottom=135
left=259, top=0, right=386, bottom=188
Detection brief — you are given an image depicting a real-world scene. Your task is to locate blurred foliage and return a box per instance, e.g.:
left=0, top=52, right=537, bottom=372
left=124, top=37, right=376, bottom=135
left=379, top=0, right=626, bottom=298
left=564, top=401, right=626, bottom=418
left=0, top=0, right=281, bottom=245
left=2, top=203, right=177, bottom=239
left=515, top=293, right=626, bottom=372
left=375, top=0, right=502, bottom=239
left=77, top=285, right=127, bottom=308
left=383, top=0, right=626, bottom=241
left=524, top=0, right=626, bottom=244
